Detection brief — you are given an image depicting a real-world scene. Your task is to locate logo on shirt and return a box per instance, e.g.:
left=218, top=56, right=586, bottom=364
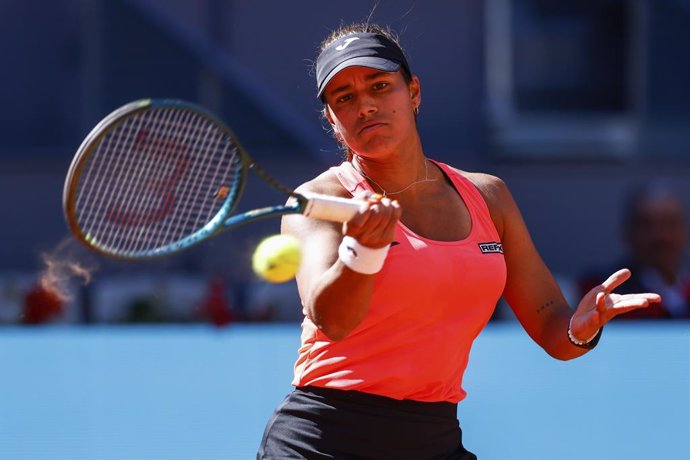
left=478, top=242, right=503, bottom=254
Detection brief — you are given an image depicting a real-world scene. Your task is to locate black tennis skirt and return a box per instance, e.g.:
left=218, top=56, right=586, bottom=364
left=257, top=386, right=477, bottom=460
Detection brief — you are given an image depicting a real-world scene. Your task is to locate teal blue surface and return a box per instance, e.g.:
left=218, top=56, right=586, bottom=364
left=0, top=323, right=688, bottom=459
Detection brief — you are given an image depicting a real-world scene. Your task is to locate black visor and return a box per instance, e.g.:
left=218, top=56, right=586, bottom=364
left=315, top=32, right=411, bottom=99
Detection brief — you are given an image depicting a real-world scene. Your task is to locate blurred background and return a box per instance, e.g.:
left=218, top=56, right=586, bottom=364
left=0, top=1, right=688, bottom=459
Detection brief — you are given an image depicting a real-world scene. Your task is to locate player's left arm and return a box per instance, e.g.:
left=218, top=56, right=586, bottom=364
left=476, top=175, right=660, bottom=360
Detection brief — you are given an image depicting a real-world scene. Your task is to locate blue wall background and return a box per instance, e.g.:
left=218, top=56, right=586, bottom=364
left=1, top=0, right=689, bottom=279
left=0, top=323, right=688, bottom=459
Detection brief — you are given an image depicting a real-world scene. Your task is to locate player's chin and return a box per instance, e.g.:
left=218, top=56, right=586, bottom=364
left=357, top=137, right=395, bottom=155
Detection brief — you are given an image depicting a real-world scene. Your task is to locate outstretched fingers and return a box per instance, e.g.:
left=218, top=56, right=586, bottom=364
left=597, top=290, right=662, bottom=320
left=600, top=268, right=632, bottom=294
left=593, top=269, right=663, bottom=320
left=610, top=292, right=662, bottom=310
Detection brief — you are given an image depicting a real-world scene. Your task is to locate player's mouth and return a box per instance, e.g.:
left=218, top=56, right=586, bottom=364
left=359, top=121, right=386, bottom=135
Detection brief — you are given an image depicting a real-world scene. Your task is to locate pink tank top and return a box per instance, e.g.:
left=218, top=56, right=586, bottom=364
left=292, top=160, right=507, bottom=403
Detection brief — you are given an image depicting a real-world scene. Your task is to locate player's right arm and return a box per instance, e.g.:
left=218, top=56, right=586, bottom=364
left=281, top=171, right=400, bottom=341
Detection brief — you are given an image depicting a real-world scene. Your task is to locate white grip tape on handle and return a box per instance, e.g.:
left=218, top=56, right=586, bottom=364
left=301, top=192, right=365, bottom=222
left=338, top=236, right=389, bottom=275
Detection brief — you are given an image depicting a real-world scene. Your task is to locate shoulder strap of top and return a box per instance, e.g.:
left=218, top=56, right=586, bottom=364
left=331, top=161, right=373, bottom=196
left=430, top=160, right=489, bottom=213
left=431, top=160, right=499, bottom=238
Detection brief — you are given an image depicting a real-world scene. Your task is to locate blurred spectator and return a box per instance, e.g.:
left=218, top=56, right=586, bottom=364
left=197, top=276, right=235, bottom=327
left=579, top=183, right=690, bottom=319
left=22, top=281, right=64, bottom=324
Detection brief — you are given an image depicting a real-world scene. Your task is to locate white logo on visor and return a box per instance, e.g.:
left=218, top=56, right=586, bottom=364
left=336, top=37, right=360, bottom=51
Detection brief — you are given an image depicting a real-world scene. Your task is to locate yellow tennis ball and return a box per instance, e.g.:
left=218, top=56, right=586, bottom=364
left=252, top=234, right=302, bottom=283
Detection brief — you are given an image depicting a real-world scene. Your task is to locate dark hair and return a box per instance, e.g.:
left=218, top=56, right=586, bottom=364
left=316, top=23, right=413, bottom=161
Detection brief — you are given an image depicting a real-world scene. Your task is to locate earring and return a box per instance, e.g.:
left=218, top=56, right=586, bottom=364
left=413, top=106, right=420, bottom=116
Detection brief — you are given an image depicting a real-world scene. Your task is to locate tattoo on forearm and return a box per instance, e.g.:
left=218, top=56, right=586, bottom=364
left=536, top=300, right=555, bottom=314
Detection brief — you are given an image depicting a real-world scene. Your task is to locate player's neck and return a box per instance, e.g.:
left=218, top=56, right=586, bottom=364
left=352, top=148, right=434, bottom=198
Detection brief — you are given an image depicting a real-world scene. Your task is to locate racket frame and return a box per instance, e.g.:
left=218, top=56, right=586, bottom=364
left=63, top=99, right=337, bottom=260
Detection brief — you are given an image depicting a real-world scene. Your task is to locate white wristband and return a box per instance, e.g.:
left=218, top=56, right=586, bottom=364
left=338, top=236, right=389, bottom=275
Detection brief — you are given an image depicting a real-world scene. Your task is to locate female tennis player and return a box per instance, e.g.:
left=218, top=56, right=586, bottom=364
left=256, top=23, right=661, bottom=460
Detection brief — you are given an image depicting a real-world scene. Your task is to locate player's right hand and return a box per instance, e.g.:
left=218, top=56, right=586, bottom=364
left=343, top=192, right=401, bottom=249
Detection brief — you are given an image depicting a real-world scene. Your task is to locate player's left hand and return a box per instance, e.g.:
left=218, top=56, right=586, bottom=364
left=569, top=268, right=662, bottom=342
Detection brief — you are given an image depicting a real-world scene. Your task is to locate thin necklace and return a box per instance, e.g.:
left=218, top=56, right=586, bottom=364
left=355, top=158, right=437, bottom=197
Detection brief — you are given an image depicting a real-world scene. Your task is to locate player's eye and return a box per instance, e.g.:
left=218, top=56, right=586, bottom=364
left=336, top=94, right=353, bottom=104
left=372, top=82, right=389, bottom=91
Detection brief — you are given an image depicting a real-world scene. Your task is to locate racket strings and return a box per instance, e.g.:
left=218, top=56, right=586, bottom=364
left=133, top=108, right=204, bottom=252
left=95, top=110, right=174, bottom=251
left=111, top=108, right=177, bottom=250
left=78, top=116, right=133, bottom=230
left=167, top=111, right=233, bottom=243
left=73, top=107, right=243, bottom=255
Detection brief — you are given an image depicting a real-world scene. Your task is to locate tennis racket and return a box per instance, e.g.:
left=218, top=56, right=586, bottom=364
left=63, top=99, right=362, bottom=260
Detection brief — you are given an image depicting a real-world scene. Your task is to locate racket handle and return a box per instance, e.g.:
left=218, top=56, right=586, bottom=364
left=301, top=192, right=365, bottom=222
